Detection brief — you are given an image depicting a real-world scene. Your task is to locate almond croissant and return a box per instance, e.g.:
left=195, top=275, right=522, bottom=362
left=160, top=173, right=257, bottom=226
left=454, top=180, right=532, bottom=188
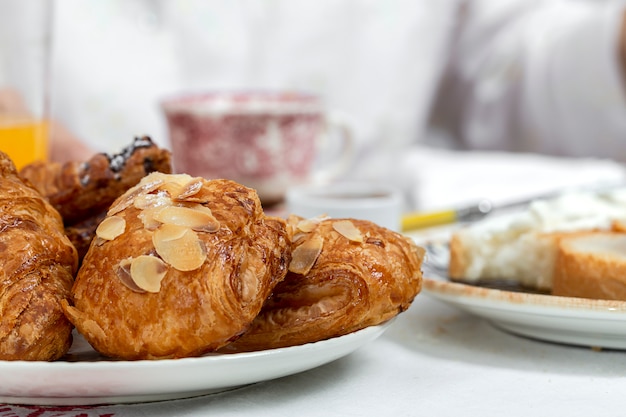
left=222, top=217, right=424, bottom=352
left=63, top=173, right=290, bottom=360
left=0, top=151, right=78, bottom=361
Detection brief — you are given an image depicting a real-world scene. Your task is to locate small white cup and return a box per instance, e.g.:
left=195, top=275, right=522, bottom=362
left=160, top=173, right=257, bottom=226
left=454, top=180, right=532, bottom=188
left=286, top=182, right=403, bottom=231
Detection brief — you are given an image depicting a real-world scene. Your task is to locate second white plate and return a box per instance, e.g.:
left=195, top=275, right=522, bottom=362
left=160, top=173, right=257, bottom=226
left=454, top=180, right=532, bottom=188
left=423, top=273, right=626, bottom=350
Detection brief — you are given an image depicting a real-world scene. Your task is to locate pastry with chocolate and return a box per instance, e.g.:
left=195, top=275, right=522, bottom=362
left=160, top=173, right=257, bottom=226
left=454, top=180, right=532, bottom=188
left=19, top=136, right=172, bottom=259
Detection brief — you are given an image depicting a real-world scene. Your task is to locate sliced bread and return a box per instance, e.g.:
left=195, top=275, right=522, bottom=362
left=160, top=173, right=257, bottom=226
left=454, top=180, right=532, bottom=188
left=448, top=190, right=626, bottom=291
left=552, top=232, right=626, bottom=300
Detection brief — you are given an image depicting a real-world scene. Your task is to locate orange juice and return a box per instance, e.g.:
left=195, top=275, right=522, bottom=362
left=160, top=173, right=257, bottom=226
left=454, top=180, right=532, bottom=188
left=0, top=119, right=48, bottom=170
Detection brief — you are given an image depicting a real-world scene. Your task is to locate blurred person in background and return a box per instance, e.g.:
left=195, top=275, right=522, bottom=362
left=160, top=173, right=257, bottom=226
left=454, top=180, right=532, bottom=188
left=3, top=0, right=626, bottom=177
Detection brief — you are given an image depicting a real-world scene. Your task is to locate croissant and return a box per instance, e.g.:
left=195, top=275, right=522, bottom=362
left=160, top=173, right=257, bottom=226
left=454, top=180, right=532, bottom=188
left=62, top=173, right=290, bottom=360
left=222, top=216, right=425, bottom=352
left=0, top=152, right=78, bottom=360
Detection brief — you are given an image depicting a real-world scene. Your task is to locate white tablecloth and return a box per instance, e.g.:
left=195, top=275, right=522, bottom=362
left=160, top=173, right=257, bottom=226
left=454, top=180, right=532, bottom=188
left=5, top=149, right=626, bottom=417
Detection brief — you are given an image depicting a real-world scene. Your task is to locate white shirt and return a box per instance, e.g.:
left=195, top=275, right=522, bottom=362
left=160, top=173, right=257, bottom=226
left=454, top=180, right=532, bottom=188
left=46, top=0, right=626, bottom=179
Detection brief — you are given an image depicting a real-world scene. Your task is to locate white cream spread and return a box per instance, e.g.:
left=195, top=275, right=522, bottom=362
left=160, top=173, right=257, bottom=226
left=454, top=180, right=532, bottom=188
left=454, top=188, right=626, bottom=290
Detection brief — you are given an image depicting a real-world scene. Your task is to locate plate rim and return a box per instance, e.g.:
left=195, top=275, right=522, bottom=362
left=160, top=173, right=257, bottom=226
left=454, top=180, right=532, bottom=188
left=1, top=322, right=388, bottom=369
left=423, top=274, right=626, bottom=317
left=423, top=274, right=626, bottom=349
left=0, top=321, right=392, bottom=405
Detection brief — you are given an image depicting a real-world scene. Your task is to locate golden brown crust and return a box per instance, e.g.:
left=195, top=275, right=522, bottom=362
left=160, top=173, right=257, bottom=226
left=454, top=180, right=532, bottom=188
left=222, top=217, right=424, bottom=352
left=0, top=152, right=78, bottom=361
left=63, top=174, right=290, bottom=360
left=19, top=136, right=172, bottom=226
left=63, top=212, right=107, bottom=261
left=19, top=137, right=172, bottom=263
left=552, top=232, right=626, bottom=300
left=612, top=219, right=626, bottom=232
left=448, top=233, right=466, bottom=279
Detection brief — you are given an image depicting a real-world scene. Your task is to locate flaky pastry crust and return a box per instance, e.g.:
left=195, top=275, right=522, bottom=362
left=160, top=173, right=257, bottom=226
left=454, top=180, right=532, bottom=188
left=222, top=217, right=424, bottom=352
left=20, top=137, right=172, bottom=260
left=63, top=173, right=290, bottom=360
left=0, top=152, right=78, bottom=360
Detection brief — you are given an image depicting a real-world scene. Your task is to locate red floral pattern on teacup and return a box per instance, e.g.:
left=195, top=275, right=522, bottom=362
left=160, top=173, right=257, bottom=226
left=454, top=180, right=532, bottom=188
left=162, top=92, right=325, bottom=205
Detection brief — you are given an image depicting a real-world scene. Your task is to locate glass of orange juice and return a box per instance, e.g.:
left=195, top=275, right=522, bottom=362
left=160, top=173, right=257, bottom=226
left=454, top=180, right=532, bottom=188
left=0, top=1, right=51, bottom=170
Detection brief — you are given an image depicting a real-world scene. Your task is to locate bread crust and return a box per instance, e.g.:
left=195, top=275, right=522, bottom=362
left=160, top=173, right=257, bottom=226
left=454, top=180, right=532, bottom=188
left=552, top=232, right=626, bottom=300
left=448, top=233, right=467, bottom=279
left=449, top=226, right=607, bottom=291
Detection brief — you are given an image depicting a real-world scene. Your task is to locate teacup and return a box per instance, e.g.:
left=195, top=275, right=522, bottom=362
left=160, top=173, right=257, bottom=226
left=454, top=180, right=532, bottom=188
left=161, top=91, right=353, bottom=205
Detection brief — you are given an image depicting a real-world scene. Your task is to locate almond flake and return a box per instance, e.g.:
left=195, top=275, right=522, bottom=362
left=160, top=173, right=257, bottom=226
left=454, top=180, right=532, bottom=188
left=152, top=226, right=207, bottom=271
left=332, top=220, right=363, bottom=243
left=296, top=218, right=318, bottom=233
left=133, top=190, right=172, bottom=210
left=288, top=234, right=324, bottom=275
left=152, top=205, right=220, bottom=232
left=291, top=232, right=307, bottom=243
left=298, top=215, right=330, bottom=231
left=139, top=207, right=166, bottom=231
left=158, top=174, right=194, bottom=197
left=95, top=216, right=126, bottom=241
left=286, top=214, right=303, bottom=228
left=108, top=178, right=164, bottom=216
left=130, top=255, right=169, bottom=293
left=172, top=178, right=204, bottom=201
left=287, top=222, right=298, bottom=239
left=187, top=204, right=215, bottom=216
left=117, top=257, right=146, bottom=293
left=153, top=223, right=189, bottom=242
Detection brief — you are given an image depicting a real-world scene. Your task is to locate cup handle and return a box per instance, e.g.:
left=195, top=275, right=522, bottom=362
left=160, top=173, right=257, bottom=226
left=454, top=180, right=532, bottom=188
left=311, top=112, right=354, bottom=184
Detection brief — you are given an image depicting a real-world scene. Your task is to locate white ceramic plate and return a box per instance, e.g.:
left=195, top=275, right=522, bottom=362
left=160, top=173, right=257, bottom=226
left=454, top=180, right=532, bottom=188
left=423, top=270, right=626, bottom=350
left=0, top=323, right=390, bottom=406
